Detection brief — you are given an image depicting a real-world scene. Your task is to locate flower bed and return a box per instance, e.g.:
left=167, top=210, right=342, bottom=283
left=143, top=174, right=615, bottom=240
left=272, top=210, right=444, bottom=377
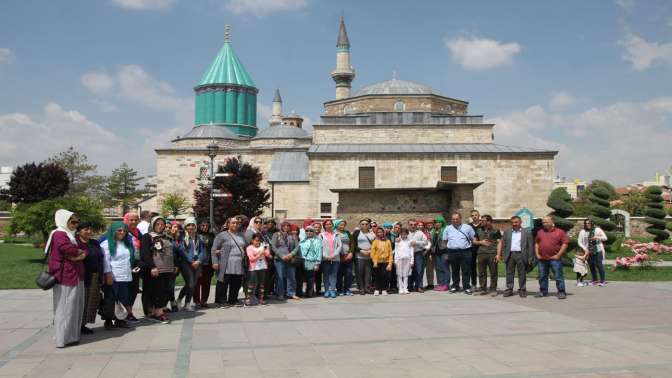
left=613, top=239, right=671, bottom=270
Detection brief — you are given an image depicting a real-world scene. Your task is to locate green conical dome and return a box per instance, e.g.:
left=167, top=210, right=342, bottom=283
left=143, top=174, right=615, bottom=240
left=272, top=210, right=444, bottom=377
left=198, top=42, right=255, bottom=87
left=193, top=28, right=258, bottom=138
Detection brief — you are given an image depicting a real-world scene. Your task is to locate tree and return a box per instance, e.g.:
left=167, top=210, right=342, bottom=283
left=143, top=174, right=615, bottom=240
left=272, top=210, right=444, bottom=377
left=10, top=196, right=106, bottom=242
left=644, top=186, right=669, bottom=242
left=0, top=162, right=69, bottom=204
left=614, top=190, right=647, bottom=216
left=573, top=180, right=619, bottom=217
left=193, top=158, right=270, bottom=227
left=588, top=187, right=617, bottom=246
left=142, top=178, right=157, bottom=200
left=107, top=163, right=143, bottom=214
left=547, top=188, right=575, bottom=232
left=0, top=200, right=10, bottom=211
left=46, top=147, right=98, bottom=196
left=161, top=193, right=189, bottom=219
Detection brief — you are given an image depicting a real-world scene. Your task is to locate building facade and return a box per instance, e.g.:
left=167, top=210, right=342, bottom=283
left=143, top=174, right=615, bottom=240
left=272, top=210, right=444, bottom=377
left=155, top=19, right=557, bottom=225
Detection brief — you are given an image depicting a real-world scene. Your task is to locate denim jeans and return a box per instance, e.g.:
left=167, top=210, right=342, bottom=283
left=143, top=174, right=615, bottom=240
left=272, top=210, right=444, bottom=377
left=538, top=259, right=566, bottom=294
left=447, top=249, right=472, bottom=290
left=273, top=259, right=296, bottom=297
left=409, top=253, right=425, bottom=290
left=322, top=260, right=340, bottom=293
left=588, top=251, right=606, bottom=282
left=336, top=259, right=354, bottom=293
left=434, top=251, right=449, bottom=286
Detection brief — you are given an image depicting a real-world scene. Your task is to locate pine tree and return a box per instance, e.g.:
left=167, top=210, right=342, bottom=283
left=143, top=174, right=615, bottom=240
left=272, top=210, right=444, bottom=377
left=644, top=186, right=669, bottom=242
left=588, top=187, right=617, bottom=246
left=107, top=163, right=143, bottom=214
left=193, top=158, right=270, bottom=228
left=46, top=147, right=99, bottom=197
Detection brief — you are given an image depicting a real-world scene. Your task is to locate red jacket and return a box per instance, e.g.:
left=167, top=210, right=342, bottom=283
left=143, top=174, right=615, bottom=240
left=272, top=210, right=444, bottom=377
left=48, top=231, right=85, bottom=286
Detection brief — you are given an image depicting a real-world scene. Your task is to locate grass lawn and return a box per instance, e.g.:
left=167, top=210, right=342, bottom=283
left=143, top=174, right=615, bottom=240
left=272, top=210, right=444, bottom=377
left=2, top=243, right=672, bottom=289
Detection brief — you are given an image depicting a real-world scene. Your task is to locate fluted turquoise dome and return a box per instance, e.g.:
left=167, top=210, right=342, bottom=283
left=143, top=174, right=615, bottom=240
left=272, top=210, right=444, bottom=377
left=194, top=30, right=258, bottom=138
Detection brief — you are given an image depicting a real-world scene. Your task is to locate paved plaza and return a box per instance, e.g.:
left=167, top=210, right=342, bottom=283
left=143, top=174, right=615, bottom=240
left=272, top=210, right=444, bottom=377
left=1, top=280, right=672, bottom=377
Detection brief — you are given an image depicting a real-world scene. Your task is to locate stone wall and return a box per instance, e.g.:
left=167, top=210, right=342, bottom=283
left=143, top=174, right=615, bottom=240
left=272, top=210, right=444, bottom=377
left=324, top=95, right=468, bottom=116
left=312, top=124, right=493, bottom=144
left=270, top=182, right=316, bottom=220
left=308, top=153, right=554, bottom=220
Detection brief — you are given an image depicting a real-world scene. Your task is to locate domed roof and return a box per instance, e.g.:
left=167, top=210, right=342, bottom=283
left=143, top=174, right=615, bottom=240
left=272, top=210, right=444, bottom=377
left=179, top=124, right=238, bottom=140
left=253, top=125, right=311, bottom=140
left=354, top=78, right=433, bottom=96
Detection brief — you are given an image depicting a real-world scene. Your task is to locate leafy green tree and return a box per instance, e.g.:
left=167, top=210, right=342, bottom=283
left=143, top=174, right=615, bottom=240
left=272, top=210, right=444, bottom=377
left=10, top=196, right=106, bottom=242
left=614, top=190, right=647, bottom=216
left=573, top=180, right=619, bottom=217
left=161, top=193, right=189, bottom=219
left=46, top=147, right=99, bottom=196
left=547, top=188, right=575, bottom=232
left=193, top=158, right=270, bottom=228
left=107, top=163, right=143, bottom=214
left=644, top=186, right=669, bottom=242
left=0, top=200, right=10, bottom=211
left=0, top=162, right=69, bottom=204
left=588, top=187, right=617, bottom=246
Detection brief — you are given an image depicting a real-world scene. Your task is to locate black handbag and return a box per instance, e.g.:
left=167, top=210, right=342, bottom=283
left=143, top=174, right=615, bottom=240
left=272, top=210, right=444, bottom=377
left=35, top=241, right=63, bottom=290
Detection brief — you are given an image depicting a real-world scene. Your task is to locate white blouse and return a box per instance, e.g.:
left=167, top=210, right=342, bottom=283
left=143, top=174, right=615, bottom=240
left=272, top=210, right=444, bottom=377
left=101, top=241, right=133, bottom=282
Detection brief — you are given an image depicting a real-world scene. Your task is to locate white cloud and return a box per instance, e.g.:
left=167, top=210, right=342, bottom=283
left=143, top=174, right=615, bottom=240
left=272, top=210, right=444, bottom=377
left=111, top=0, right=175, bottom=10
left=225, top=0, right=307, bottom=17
left=81, top=65, right=192, bottom=128
left=0, top=48, right=14, bottom=64
left=91, top=99, right=118, bottom=112
left=616, top=0, right=635, bottom=11
left=490, top=97, right=672, bottom=185
left=445, top=37, right=521, bottom=70
left=80, top=71, right=115, bottom=94
left=619, top=33, right=672, bottom=71
left=549, top=91, right=577, bottom=110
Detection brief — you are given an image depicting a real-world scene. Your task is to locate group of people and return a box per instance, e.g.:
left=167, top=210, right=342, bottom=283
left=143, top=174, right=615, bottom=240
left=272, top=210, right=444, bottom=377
left=46, top=208, right=609, bottom=348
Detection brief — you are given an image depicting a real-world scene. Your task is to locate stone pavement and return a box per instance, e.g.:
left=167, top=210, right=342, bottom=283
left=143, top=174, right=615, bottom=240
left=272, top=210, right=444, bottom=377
left=1, top=279, right=672, bottom=378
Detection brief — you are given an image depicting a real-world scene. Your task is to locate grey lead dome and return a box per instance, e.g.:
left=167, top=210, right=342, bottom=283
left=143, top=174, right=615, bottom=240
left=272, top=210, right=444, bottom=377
left=354, top=78, right=434, bottom=96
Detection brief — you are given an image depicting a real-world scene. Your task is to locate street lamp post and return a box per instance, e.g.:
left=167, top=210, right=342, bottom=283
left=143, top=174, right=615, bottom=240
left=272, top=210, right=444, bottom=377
left=206, top=141, right=219, bottom=229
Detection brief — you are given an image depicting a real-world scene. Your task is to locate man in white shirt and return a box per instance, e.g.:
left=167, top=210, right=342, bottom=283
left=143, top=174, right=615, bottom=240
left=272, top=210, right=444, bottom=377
left=498, top=216, right=535, bottom=298
left=407, top=219, right=430, bottom=293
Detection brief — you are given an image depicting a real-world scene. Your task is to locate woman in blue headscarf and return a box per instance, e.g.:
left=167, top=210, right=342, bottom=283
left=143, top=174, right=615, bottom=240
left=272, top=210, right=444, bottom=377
left=101, top=221, right=135, bottom=329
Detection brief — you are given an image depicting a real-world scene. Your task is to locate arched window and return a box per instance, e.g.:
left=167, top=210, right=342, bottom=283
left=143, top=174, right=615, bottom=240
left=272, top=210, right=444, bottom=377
left=394, top=100, right=405, bottom=112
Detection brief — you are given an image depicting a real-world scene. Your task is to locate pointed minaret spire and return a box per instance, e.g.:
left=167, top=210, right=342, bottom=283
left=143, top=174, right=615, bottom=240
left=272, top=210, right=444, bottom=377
left=269, top=88, right=283, bottom=127
left=331, top=16, right=355, bottom=100
left=224, top=24, right=231, bottom=43
left=337, top=16, right=350, bottom=48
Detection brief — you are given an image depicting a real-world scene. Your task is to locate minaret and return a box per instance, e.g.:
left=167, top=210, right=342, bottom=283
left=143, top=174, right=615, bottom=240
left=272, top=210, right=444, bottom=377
left=330, top=17, right=355, bottom=100
left=269, top=88, right=283, bottom=127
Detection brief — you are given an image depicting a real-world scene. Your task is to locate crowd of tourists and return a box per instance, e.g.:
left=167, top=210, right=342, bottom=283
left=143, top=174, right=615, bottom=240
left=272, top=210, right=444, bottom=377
left=44, top=208, right=609, bottom=348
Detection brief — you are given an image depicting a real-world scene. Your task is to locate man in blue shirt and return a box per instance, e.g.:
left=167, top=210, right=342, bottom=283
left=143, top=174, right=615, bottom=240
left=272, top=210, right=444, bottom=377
left=442, top=212, right=476, bottom=294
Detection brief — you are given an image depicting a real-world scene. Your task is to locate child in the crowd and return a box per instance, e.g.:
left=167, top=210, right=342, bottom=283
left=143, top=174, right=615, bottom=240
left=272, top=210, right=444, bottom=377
left=394, top=228, right=414, bottom=294
left=371, top=227, right=393, bottom=296
left=573, top=249, right=588, bottom=287
left=245, top=233, right=271, bottom=305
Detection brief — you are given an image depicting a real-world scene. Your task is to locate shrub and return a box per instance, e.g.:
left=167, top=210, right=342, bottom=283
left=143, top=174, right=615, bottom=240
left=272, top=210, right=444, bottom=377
left=644, top=186, right=669, bottom=242
left=588, top=187, right=617, bottom=246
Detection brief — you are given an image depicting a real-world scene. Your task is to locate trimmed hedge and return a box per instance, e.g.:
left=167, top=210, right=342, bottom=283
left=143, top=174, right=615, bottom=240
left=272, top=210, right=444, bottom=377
left=644, top=186, right=669, bottom=242
left=588, top=186, right=617, bottom=245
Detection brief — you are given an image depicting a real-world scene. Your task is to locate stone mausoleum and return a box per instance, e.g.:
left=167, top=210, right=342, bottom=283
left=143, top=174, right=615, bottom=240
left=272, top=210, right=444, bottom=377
left=155, top=20, right=557, bottom=225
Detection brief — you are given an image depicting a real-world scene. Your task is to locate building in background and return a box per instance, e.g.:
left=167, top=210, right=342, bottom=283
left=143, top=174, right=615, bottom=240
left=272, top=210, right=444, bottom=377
left=553, top=176, right=587, bottom=199
left=155, top=19, right=557, bottom=224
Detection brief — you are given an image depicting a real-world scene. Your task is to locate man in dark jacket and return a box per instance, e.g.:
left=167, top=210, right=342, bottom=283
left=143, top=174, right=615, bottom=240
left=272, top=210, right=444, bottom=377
left=498, top=215, right=535, bottom=298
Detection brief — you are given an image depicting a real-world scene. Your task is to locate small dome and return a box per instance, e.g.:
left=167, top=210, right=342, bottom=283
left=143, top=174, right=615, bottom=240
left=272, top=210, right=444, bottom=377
left=179, top=124, right=238, bottom=140
left=354, top=79, right=434, bottom=96
left=253, top=125, right=311, bottom=140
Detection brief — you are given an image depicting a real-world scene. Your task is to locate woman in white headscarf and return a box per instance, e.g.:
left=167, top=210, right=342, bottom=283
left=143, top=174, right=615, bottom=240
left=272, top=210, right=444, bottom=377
left=47, top=209, right=87, bottom=348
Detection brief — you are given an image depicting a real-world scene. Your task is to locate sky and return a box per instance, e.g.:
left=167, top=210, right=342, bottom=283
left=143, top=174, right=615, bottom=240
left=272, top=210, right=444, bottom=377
left=0, top=0, right=671, bottom=185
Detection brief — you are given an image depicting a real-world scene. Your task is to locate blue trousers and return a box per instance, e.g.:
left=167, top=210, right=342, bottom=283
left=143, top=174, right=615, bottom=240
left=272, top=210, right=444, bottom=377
left=273, top=259, right=296, bottom=297
left=336, top=259, right=354, bottom=293
left=322, top=260, right=340, bottom=292
left=538, top=259, right=566, bottom=294
left=435, top=252, right=449, bottom=286
left=409, top=253, right=425, bottom=290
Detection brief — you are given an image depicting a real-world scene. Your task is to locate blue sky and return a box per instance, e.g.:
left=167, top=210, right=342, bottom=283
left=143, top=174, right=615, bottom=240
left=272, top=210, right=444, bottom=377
left=1, top=0, right=671, bottom=185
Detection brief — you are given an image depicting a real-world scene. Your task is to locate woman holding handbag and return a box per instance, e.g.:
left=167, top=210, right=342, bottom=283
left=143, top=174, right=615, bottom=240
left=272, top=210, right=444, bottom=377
left=47, top=209, right=87, bottom=348
left=211, top=217, right=247, bottom=307
left=139, top=216, right=174, bottom=323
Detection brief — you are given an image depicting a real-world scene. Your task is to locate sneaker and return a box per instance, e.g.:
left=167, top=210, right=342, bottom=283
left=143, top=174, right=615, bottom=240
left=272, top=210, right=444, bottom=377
left=374, top=290, right=380, bottom=296
left=449, top=287, right=458, bottom=293
left=464, top=289, right=472, bottom=295
left=503, top=290, right=513, bottom=297
left=382, top=290, right=388, bottom=296
left=345, top=290, right=353, bottom=296
left=557, top=292, right=567, bottom=300
left=323, top=291, right=330, bottom=298
left=184, top=304, right=196, bottom=312
left=331, top=291, right=337, bottom=298
left=158, top=314, right=171, bottom=324
left=598, top=282, right=605, bottom=287
left=590, top=281, right=598, bottom=286
left=534, top=293, right=548, bottom=298
left=519, top=290, right=527, bottom=298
